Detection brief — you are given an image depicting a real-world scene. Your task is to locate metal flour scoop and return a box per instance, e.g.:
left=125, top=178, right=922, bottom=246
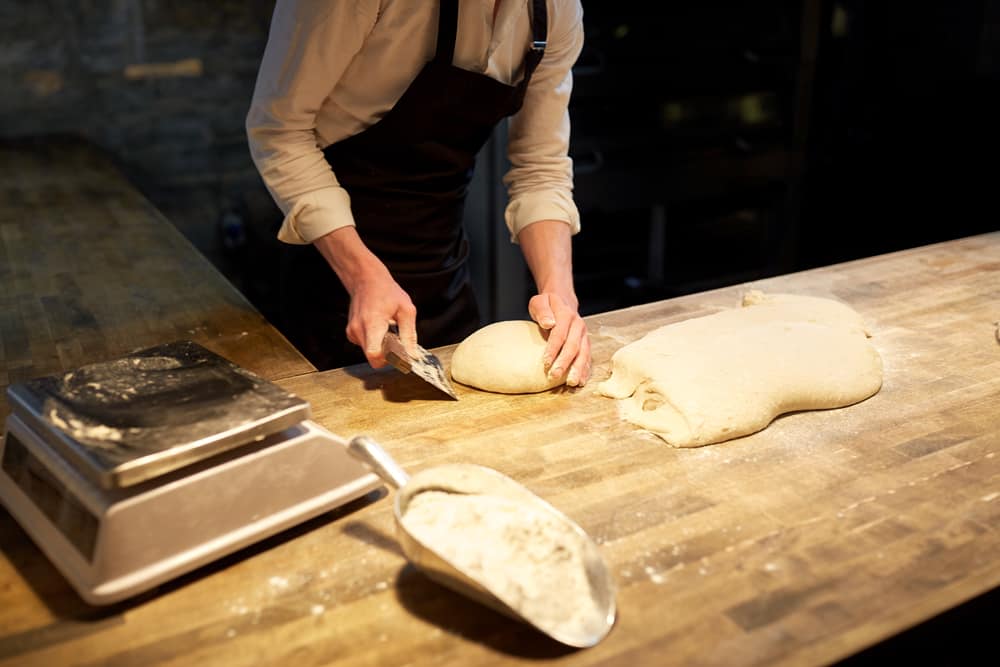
left=346, top=435, right=617, bottom=648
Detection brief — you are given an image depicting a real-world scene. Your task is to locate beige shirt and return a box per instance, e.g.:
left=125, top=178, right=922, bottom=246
left=246, top=0, right=584, bottom=245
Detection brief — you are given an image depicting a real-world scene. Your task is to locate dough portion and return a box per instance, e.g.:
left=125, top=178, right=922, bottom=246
left=598, top=292, right=883, bottom=447
left=451, top=320, right=563, bottom=394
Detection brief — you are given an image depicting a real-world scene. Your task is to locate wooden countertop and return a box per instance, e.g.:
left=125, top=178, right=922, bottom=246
left=1, top=230, right=996, bottom=665
left=0, top=137, right=313, bottom=422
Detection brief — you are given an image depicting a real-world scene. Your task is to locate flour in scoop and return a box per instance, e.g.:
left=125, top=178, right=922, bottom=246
left=400, top=490, right=603, bottom=638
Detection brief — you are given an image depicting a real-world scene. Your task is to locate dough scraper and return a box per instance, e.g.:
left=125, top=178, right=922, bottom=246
left=381, top=327, right=458, bottom=400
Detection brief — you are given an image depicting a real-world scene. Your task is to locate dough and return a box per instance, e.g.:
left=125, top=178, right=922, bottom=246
left=450, top=320, right=563, bottom=394
left=597, top=291, right=883, bottom=447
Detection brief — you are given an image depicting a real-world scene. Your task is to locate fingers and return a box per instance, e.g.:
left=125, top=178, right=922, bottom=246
left=549, top=316, right=587, bottom=385
left=543, top=306, right=572, bottom=377
left=531, top=293, right=592, bottom=388
left=565, top=327, right=591, bottom=387
left=344, top=278, right=417, bottom=369
left=394, top=301, right=419, bottom=358
left=530, top=294, right=564, bottom=368
left=345, top=308, right=390, bottom=368
left=363, top=320, right=390, bottom=368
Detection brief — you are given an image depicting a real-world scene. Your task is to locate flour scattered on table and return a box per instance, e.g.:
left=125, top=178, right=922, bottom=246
left=400, top=489, right=606, bottom=639
left=643, top=565, right=665, bottom=584
left=596, top=325, right=633, bottom=345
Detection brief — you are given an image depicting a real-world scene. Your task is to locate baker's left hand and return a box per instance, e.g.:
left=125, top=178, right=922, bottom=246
left=529, top=292, right=591, bottom=387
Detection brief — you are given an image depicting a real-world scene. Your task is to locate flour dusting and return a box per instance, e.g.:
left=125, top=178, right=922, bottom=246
left=48, top=408, right=124, bottom=441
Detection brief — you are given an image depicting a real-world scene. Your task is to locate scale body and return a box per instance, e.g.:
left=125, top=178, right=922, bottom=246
left=0, top=341, right=380, bottom=605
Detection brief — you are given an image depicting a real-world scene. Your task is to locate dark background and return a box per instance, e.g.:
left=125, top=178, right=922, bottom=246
left=0, top=1, right=997, bottom=660
left=1, top=0, right=996, bottom=323
left=568, top=1, right=998, bottom=313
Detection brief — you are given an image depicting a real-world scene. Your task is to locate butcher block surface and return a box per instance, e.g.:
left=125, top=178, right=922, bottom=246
left=0, top=140, right=997, bottom=666
left=0, top=137, right=313, bottom=423
left=274, top=232, right=1000, bottom=666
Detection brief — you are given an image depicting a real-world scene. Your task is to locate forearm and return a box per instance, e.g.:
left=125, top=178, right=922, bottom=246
left=313, top=226, right=390, bottom=296
left=313, top=226, right=418, bottom=363
left=518, top=219, right=578, bottom=309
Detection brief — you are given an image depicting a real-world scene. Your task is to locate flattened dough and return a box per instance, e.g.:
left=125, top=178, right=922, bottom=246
left=598, top=291, right=883, bottom=447
left=451, top=320, right=563, bottom=394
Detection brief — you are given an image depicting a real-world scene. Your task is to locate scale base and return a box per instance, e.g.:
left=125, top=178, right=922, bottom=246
left=0, top=416, right=380, bottom=605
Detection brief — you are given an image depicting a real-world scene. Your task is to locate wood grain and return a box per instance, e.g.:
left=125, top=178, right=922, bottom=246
left=1, top=216, right=998, bottom=663
left=0, top=136, right=313, bottom=423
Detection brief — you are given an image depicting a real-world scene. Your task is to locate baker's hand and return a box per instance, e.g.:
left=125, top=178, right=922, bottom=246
left=529, top=292, right=591, bottom=387
left=313, top=226, right=418, bottom=368
left=345, top=269, right=418, bottom=368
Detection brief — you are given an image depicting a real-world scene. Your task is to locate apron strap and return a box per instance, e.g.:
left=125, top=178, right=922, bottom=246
left=522, top=0, right=548, bottom=82
left=435, top=0, right=548, bottom=83
left=435, top=0, right=459, bottom=65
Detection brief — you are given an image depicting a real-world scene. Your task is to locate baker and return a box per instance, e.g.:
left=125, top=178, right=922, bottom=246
left=246, top=0, right=591, bottom=387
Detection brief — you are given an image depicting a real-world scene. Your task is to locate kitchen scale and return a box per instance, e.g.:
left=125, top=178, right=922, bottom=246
left=0, top=341, right=381, bottom=605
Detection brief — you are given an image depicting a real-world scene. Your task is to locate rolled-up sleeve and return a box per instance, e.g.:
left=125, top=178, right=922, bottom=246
left=503, top=1, right=585, bottom=242
left=246, top=0, right=375, bottom=244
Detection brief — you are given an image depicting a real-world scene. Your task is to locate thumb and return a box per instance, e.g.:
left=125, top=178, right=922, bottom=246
left=528, top=294, right=556, bottom=329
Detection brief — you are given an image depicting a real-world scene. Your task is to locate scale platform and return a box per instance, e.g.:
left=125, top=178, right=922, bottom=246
left=0, top=341, right=381, bottom=605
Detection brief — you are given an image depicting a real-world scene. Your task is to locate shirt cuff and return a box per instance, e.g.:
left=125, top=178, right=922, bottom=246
left=504, top=191, right=581, bottom=243
left=276, top=187, right=357, bottom=244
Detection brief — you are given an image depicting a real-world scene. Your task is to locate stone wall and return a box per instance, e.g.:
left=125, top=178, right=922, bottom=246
left=0, top=0, right=284, bottom=311
left=2, top=0, right=273, bottom=185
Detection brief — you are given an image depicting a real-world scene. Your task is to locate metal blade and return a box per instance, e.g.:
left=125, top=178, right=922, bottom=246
left=382, top=331, right=459, bottom=400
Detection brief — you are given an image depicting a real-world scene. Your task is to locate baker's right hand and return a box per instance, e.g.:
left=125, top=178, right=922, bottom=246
left=313, top=227, right=419, bottom=368
left=345, top=270, right=418, bottom=368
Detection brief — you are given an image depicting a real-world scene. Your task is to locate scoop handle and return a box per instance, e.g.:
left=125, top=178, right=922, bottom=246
left=347, top=435, right=410, bottom=489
